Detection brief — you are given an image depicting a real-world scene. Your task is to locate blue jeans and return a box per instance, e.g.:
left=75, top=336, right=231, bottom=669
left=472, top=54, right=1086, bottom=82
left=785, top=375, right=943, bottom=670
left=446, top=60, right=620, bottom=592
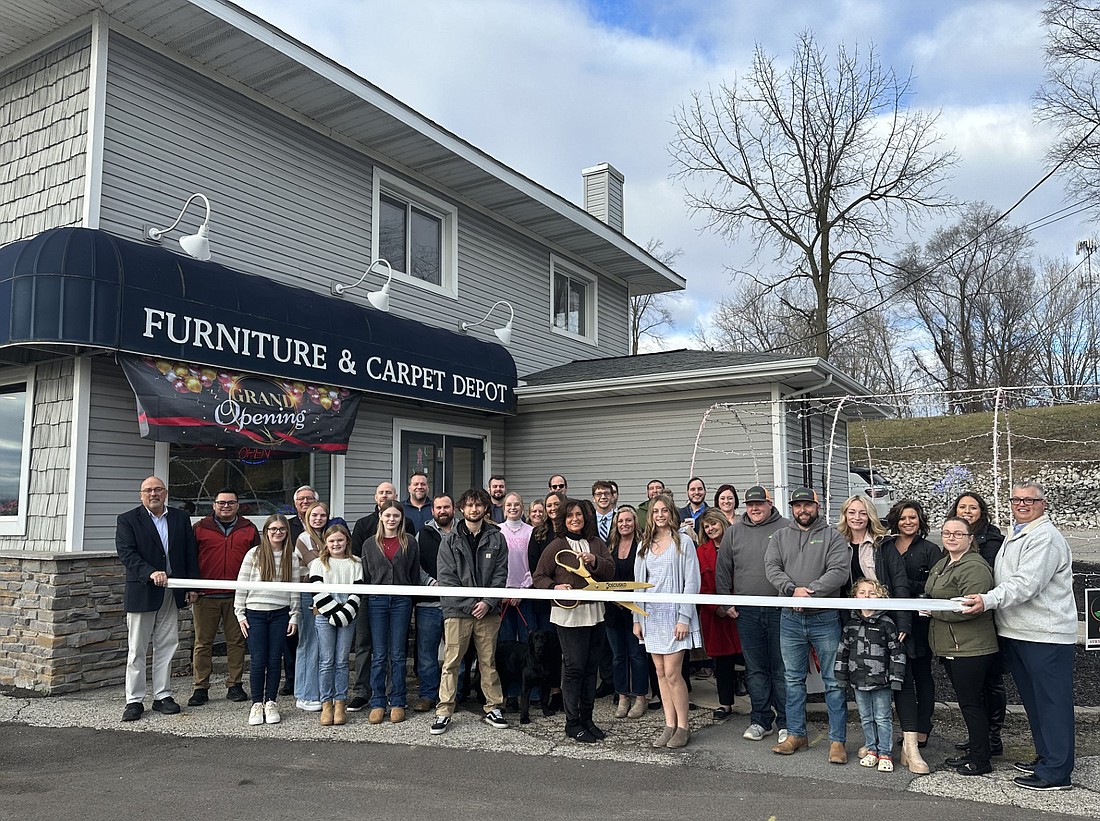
left=368, top=595, right=412, bottom=709
left=779, top=608, right=847, bottom=741
left=416, top=605, right=443, bottom=700
left=854, top=688, right=893, bottom=754
left=295, top=592, right=320, bottom=703
left=315, top=614, right=355, bottom=702
left=499, top=599, right=533, bottom=643
left=737, top=605, right=787, bottom=730
left=604, top=614, right=647, bottom=697
left=245, top=607, right=289, bottom=704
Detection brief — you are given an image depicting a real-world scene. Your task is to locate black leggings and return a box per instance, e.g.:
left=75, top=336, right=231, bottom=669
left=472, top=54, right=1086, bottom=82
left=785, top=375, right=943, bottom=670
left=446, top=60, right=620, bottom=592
left=893, top=653, right=935, bottom=734
left=944, top=654, right=999, bottom=766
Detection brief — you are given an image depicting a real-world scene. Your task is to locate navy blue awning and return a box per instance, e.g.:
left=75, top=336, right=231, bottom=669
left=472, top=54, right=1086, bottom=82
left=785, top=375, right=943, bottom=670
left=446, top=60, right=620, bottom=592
left=0, top=228, right=516, bottom=414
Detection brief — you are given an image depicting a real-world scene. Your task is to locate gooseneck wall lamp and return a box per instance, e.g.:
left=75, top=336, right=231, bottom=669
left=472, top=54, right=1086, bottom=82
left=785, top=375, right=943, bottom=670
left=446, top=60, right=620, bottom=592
left=460, top=300, right=515, bottom=345
left=330, top=259, right=393, bottom=312
left=142, top=193, right=212, bottom=261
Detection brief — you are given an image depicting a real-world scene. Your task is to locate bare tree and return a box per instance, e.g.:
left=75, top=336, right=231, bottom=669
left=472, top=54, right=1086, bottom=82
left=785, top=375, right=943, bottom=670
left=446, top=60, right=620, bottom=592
left=670, top=32, right=956, bottom=358
left=900, top=203, right=1037, bottom=411
left=1029, top=254, right=1100, bottom=399
left=1036, top=0, right=1100, bottom=206
left=695, top=278, right=914, bottom=396
left=630, top=239, right=680, bottom=353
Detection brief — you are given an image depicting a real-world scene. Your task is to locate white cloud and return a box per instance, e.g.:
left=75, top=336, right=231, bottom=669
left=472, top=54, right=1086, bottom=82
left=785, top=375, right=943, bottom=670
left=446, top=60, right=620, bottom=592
left=234, top=0, right=1088, bottom=344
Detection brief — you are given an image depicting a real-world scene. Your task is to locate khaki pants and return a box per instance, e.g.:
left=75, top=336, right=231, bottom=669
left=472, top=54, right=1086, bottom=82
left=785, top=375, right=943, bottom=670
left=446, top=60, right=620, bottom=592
left=436, top=614, right=502, bottom=717
left=125, top=595, right=179, bottom=704
left=192, top=595, right=246, bottom=688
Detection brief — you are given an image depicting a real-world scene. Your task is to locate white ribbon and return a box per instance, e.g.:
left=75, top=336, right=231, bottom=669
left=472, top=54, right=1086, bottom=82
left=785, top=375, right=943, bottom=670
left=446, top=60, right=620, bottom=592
left=167, top=578, right=965, bottom=612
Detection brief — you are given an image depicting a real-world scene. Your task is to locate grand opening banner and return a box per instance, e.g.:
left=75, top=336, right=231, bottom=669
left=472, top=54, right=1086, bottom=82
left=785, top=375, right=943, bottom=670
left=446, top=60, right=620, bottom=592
left=120, top=354, right=361, bottom=452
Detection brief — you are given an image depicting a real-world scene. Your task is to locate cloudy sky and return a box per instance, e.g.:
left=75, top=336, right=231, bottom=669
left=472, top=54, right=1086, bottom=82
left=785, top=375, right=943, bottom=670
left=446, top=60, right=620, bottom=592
left=235, top=0, right=1088, bottom=348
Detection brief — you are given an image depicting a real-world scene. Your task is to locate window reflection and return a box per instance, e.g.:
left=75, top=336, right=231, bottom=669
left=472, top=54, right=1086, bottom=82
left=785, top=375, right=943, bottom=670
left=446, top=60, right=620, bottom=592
left=0, top=384, right=26, bottom=517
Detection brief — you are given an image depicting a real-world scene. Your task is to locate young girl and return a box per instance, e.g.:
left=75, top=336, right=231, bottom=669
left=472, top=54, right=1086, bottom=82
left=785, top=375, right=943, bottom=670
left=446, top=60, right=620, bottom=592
left=633, top=494, right=701, bottom=750
left=292, top=501, right=330, bottom=712
left=308, top=523, right=364, bottom=726
left=361, top=500, right=421, bottom=725
left=235, top=514, right=300, bottom=726
left=834, top=578, right=907, bottom=772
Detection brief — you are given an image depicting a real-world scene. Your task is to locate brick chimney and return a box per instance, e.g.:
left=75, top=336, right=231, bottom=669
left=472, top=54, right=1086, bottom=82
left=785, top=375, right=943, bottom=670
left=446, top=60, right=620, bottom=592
left=581, top=163, right=624, bottom=233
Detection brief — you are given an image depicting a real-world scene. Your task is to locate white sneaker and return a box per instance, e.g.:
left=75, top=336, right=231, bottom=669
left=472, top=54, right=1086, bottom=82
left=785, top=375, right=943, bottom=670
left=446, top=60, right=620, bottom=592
left=777, top=728, right=789, bottom=744
left=264, top=700, right=281, bottom=724
left=248, top=703, right=264, bottom=726
left=296, top=699, right=323, bottom=712
left=743, top=723, right=773, bottom=741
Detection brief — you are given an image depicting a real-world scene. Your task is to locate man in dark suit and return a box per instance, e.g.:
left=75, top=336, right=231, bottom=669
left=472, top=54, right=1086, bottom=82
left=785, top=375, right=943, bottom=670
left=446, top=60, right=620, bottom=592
left=116, top=476, right=199, bottom=722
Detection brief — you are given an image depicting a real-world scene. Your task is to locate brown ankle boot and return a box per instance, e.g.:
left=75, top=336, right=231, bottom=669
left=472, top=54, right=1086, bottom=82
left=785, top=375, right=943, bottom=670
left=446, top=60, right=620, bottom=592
left=320, top=701, right=334, bottom=726
left=333, top=700, right=347, bottom=726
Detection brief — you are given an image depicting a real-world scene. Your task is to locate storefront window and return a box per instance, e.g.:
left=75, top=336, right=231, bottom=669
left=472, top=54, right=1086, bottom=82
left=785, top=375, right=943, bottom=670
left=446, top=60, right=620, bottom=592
left=168, top=445, right=331, bottom=518
left=0, top=382, right=28, bottom=518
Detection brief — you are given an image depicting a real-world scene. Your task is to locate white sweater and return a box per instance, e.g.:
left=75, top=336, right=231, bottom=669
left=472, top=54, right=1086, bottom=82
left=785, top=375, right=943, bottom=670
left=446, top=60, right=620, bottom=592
left=233, top=547, right=301, bottom=625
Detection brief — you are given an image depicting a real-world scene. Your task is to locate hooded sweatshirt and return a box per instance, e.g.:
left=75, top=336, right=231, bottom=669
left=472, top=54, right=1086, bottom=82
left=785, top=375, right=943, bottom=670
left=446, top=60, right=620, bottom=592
left=715, top=508, right=789, bottom=597
left=764, top=514, right=851, bottom=599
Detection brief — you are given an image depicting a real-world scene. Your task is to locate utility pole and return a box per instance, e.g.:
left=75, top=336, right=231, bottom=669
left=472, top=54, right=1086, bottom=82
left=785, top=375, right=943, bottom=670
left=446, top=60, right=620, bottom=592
left=1077, top=238, right=1099, bottom=398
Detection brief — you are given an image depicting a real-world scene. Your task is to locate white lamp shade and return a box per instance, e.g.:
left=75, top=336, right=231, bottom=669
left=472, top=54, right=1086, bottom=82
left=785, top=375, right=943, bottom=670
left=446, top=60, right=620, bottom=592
left=179, top=224, right=211, bottom=261
left=493, top=321, right=513, bottom=345
left=367, top=285, right=390, bottom=312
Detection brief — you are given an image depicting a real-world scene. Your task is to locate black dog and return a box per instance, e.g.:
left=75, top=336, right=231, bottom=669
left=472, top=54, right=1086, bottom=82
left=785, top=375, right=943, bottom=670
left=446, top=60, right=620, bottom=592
left=495, top=629, right=563, bottom=724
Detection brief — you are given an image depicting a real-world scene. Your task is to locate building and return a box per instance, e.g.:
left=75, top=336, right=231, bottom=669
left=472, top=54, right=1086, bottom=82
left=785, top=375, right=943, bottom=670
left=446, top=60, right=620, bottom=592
left=0, top=0, right=866, bottom=693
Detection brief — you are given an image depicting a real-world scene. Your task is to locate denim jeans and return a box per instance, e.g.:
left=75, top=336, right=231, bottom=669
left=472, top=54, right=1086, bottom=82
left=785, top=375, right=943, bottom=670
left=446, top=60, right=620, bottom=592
left=499, top=599, right=533, bottom=643
left=853, top=688, right=893, bottom=754
left=415, top=605, right=443, bottom=700
left=315, top=613, right=355, bottom=703
left=245, top=607, right=289, bottom=704
left=604, top=613, right=647, bottom=697
left=368, top=595, right=412, bottom=709
left=295, top=592, right=320, bottom=703
left=737, top=605, right=787, bottom=730
left=779, top=608, right=846, bottom=741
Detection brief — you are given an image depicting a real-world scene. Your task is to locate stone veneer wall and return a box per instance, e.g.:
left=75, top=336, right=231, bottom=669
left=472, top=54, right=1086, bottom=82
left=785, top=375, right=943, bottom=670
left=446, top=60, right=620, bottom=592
left=0, top=551, right=193, bottom=694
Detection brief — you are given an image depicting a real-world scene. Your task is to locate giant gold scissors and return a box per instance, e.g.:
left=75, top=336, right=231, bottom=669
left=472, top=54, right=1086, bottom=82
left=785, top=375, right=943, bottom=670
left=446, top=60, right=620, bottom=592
left=554, top=549, right=652, bottom=617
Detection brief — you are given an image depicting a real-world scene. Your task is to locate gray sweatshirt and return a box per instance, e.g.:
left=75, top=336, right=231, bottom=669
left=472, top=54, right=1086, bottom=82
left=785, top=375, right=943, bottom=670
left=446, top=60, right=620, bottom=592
left=716, top=508, right=789, bottom=597
left=980, top=514, right=1077, bottom=644
left=764, top=515, right=851, bottom=598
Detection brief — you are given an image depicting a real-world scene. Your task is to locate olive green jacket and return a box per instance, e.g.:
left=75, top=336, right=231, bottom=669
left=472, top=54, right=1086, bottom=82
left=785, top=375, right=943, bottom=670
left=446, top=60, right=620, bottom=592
left=926, top=550, right=999, bottom=658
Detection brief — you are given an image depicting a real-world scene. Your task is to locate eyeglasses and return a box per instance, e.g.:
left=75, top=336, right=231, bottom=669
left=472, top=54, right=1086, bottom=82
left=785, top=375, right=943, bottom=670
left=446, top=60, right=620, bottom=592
left=549, top=484, right=566, bottom=490
left=593, top=491, right=611, bottom=497
left=141, top=487, right=167, bottom=495
left=294, top=496, right=316, bottom=503
left=941, top=531, right=971, bottom=540
left=213, top=500, right=238, bottom=506
left=1009, top=497, right=1043, bottom=506
left=266, top=526, right=288, bottom=533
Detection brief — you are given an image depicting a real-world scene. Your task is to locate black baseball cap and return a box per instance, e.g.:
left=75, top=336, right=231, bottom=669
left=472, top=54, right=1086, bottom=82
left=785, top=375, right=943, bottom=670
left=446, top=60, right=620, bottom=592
left=744, top=486, right=772, bottom=503
left=790, top=487, right=819, bottom=504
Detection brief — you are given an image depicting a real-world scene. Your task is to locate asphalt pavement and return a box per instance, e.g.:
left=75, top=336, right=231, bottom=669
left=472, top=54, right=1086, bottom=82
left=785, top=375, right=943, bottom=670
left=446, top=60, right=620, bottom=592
left=1, top=671, right=1097, bottom=819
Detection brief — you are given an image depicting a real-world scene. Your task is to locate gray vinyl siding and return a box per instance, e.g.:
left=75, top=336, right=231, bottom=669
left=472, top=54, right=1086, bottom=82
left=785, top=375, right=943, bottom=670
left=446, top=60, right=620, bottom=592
left=505, top=388, right=773, bottom=506
left=83, top=356, right=156, bottom=551
left=97, top=34, right=629, bottom=375
left=342, top=398, right=504, bottom=523
left=784, top=399, right=849, bottom=521
left=0, top=33, right=89, bottom=244
left=0, top=360, right=73, bottom=551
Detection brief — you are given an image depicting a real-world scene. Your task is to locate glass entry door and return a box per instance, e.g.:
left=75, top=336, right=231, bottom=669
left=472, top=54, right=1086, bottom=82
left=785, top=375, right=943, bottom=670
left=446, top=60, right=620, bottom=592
left=399, top=431, right=484, bottom=497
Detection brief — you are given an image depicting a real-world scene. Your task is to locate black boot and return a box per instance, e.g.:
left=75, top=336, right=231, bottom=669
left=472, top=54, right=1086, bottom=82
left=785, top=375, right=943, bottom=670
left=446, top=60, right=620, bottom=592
left=988, top=675, right=1007, bottom=756
left=582, top=712, right=606, bottom=740
left=565, top=721, right=596, bottom=743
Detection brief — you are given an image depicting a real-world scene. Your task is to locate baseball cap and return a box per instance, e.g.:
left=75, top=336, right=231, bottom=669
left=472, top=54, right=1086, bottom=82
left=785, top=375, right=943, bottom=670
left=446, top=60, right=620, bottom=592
left=789, top=487, right=819, bottom=504
left=744, top=486, right=772, bottom=503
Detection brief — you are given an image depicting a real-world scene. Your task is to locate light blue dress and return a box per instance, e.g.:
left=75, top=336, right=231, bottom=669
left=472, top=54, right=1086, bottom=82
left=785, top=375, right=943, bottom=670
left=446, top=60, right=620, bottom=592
left=634, top=533, right=702, bottom=654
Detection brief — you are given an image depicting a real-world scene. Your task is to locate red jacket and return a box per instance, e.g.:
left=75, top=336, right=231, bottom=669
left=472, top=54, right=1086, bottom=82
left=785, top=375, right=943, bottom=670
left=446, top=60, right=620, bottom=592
left=193, top=515, right=260, bottom=595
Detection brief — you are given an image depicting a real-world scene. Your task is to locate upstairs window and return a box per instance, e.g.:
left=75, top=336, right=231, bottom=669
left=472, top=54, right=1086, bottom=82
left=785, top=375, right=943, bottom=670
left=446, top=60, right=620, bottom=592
left=373, top=168, right=457, bottom=296
left=551, top=257, right=597, bottom=343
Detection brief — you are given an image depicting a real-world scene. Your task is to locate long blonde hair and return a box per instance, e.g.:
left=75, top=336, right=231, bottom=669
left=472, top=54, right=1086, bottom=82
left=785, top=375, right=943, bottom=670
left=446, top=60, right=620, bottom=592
left=257, top=514, right=295, bottom=582
left=838, top=495, right=887, bottom=545
left=317, top=523, right=352, bottom=570
left=302, top=501, right=330, bottom=551
left=639, top=494, right=682, bottom=558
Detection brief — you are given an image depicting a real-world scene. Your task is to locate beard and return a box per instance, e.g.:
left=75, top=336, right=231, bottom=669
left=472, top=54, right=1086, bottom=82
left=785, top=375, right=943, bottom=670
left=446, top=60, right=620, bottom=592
left=434, top=513, right=454, bottom=528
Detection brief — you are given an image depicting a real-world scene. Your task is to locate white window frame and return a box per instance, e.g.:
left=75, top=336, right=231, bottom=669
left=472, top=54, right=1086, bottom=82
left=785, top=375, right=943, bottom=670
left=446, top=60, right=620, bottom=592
left=0, top=367, right=36, bottom=537
left=549, top=255, right=599, bottom=345
left=372, top=167, right=458, bottom=298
